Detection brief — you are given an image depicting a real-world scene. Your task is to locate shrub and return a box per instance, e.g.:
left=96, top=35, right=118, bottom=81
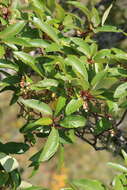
left=0, top=0, right=127, bottom=189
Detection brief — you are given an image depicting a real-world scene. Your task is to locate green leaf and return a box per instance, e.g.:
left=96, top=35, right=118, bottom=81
left=0, top=172, right=9, bottom=186
left=121, top=150, right=127, bottom=166
left=5, top=37, right=50, bottom=48
left=46, top=0, right=56, bottom=12
left=0, top=21, right=25, bottom=39
left=71, top=37, right=91, bottom=58
left=3, top=37, right=31, bottom=47
left=55, top=3, right=66, bottom=22
left=113, top=175, right=124, bottom=190
left=112, top=48, right=127, bottom=60
left=2, top=75, right=20, bottom=85
left=75, top=78, right=89, bottom=90
left=102, top=4, right=113, bottom=26
left=0, top=59, right=19, bottom=71
left=32, top=17, right=59, bottom=44
left=54, top=96, right=66, bottom=116
left=29, top=39, right=50, bottom=48
left=20, top=99, right=53, bottom=116
left=68, top=1, right=91, bottom=21
left=0, top=46, right=5, bottom=58
left=94, top=77, right=117, bottom=90
left=91, top=71, right=108, bottom=90
left=71, top=179, right=105, bottom=190
left=57, top=144, right=64, bottom=172
left=63, top=14, right=74, bottom=29
left=30, top=0, right=45, bottom=11
left=45, top=43, right=62, bottom=53
left=95, top=25, right=122, bottom=33
left=107, top=100, right=119, bottom=115
left=0, top=152, right=19, bottom=172
left=0, top=142, right=29, bottom=154
left=35, top=118, right=53, bottom=125
left=66, top=55, right=88, bottom=81
left=94, top=118, right=111, bottom=135
left=107, top=162, right=127, bottom=173
left=39, top=127, right=59, bottom=162
left=10, top=170, right=21, bottom=188
left=60, top=115, right=86, bottom=128
left=31, top=79, right=59, bottom=90
left=20, top=118, right=53, bottom=133
left=65, top=99, right=83, bottom=115
left=93, top=49, right=111, bottom=63
left=91, top=8, right=100, bottom=27
left=14, top=51, right=43, bottom=76
left=114, top=82, right=127, bottom=98
left=90, top=43, right=98, bottom=57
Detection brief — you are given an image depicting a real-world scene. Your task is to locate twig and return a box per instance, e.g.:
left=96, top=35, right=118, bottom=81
left=75, top=131, right=107, bottom=151
left=116, top=109, right=127, bottom=127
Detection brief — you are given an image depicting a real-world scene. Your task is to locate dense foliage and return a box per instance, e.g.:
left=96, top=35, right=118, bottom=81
left=0, top=0, right=127, bottom=189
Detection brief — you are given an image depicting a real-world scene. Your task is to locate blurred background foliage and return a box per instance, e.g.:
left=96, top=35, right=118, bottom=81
left=0, top=0, right=127, bottom=189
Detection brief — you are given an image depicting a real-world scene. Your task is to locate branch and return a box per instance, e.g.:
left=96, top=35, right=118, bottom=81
left=116, top=109, right=127, bottom=127
left=75, top=131, right=107, bottom=151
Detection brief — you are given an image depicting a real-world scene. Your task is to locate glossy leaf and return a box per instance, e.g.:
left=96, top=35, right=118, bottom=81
left=20, top=118, right=53, bottom=133
left=31, top=79, right=59, bottom=89
left=2, top=75, right=20, bottom=85
left=0, top=172, right=9, bottom=186
left=68, top=1, right=90, bottom=20
left=71, top=37, right=91, bottom=57
left=113, top=175, right=124, bottom=190
left=93, top=49, right=111, bottom=63
left=35, top=118, right=53, bottom=125
left=0, top=21, right=25, bottom=39
left=0, top=142, right=29, bottom=154
left=0, top=46, right=5, bottom=58
left=14, top=51, right=43, bottom=76
left=91, top=71, right=108, bottom=90
left=107, top=162, right=127, bottom=173
left=94, top=118, right=111, bottom=135
left=122, top=150, right=127, bottom=166
left=66, top=55, right=88, bottom=81
left=46, top=0, right=56, bottom=12
left=65, top=99, right=83, bottom=115
left=55, top=3, right=66, bottom=22
left=90, top=43, right=98, bottom=57
left=114, top=82, right=127, bottom=98
left=32, top=17, right=59, bottom=43
left=54, top=96, right=66, bottom=116
left=5, top=37, right=50, bottom=48
left=3, top=37, right=31, bottom=47
left=91, top=8, right=100, bottom=27
left=20, top=99, right=53, bottom=116
left=112, top=48, right=127, bottom=60
left=102, top=4, right=113, bottom=26
left=29, top=39, right=50, bottom=48
left=0, top=153, right=19, bottom=172
left=60, top=115, right=86, bottom=128
left=71, top=179, right=105, bottom=190
left=30, top=0, right=44, bottom=11
left=39, top=127, right=59, bottom=162
left=95, top=25, right=122, bottom=33
left=0, top=59, right=19, bottom=71
left=10, top=170, right=21, bottom=188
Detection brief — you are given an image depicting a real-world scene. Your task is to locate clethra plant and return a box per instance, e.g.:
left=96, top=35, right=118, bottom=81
left=0, top=0, right=127, bottom=189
